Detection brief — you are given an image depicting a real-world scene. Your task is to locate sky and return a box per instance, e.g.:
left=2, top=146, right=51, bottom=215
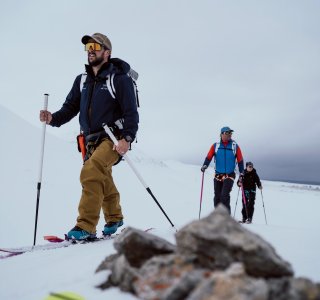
left=1, top=0, right=320, bottom=183
left=0, top=105, right=320, bottom=299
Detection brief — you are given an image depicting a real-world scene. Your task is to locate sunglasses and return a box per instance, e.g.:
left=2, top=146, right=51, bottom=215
left=84, top=42, right=103, bottom=51
left=247, top=165, right=253, bottom=168
left=222, top=131, right=233, bottom=135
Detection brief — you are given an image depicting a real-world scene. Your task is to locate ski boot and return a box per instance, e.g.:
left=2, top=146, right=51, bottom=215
left=67, top=226, right=96, bottom=240
left=103, top=220, right=124, bottom=236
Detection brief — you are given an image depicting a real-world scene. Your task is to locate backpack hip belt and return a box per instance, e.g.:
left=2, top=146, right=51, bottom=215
left=214, top=172, right=236, bottom=181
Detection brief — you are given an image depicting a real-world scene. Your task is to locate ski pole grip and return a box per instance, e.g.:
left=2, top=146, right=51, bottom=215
left=103, top=124, right=119, bottom=145
left=43, top=93, right=49, bottom=111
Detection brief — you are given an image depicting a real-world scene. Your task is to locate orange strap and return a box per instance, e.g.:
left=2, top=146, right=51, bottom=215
left=77, top=134, right=86, bottom=161
left=214, top=174, right=235, bottom=182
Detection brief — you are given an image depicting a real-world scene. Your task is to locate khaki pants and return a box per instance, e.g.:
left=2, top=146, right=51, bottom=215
left=76, top=139, right=123, bottom=233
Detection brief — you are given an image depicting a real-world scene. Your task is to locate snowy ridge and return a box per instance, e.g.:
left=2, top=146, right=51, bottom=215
left=281, top=183, right=320, bottom=192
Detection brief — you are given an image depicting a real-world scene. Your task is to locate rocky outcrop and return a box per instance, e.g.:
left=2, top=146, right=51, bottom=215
left=96, top=205, right=320, bottom=300
left=175, top=205, right=293, bottom=278
left=187, top=263, right=269, bottom=300
left=113, top=227, right=176, bottom=268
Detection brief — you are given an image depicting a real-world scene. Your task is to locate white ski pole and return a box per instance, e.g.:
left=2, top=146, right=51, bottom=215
left=103, top=124, right=177, bottom=231
left=233, top=186, right=241, bottom=218
left=33, top=94, right=49, bottom=246
left=260, top=190, right=268, bottom=225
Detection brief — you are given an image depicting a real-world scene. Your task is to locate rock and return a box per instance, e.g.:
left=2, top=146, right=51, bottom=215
left=109, top=254, right=140, bottom=292
left=175, top=204, right=293, bottom=278
left=267, top=277, right=291, bottom=300
left=96, top=253, right=120, bottom=273
left=290, top=277, right=320, bottom=299
left=97, top=254, right=140, bottom=292
left=133, top=254, right=211, bottom=300
left=162, top=270, right=209, bottom=300
left=96, top=208, right=320, bottom=299
left=113, top=227, right=176, bottom=268
left=268, top=277, right=320, bottom=300
left=187, top=263, right=269, bottom=300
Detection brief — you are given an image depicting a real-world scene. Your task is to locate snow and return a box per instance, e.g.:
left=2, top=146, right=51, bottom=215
left=0, top=105, right=319, bottom=299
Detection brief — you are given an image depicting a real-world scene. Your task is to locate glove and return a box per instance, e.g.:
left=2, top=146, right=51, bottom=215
left=201, top=165, right=208, bottom=172
left=258, top=186, right=263, bottom=190
left=238, top=173, right=244, bottom=183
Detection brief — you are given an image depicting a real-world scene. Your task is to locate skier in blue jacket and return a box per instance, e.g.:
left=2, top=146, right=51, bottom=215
left=201, top=126, right=244, bottom=213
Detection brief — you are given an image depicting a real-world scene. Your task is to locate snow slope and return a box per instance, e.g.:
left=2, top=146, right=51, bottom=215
left=1, top=106, right=319, bottom=299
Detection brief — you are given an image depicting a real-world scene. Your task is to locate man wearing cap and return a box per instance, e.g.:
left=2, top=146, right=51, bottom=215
left=39, top=33, right=139, bottom=240
left=201, top=126, right=244, bottom=214
left=237, top=162, right=262, bottom=223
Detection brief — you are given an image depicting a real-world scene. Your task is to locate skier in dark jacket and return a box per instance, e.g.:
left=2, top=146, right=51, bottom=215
left=237, top=161, right=262, bottom=223
left=40, top=33, right=139, bottom=240
left=201, top=126, right=244, bottom=214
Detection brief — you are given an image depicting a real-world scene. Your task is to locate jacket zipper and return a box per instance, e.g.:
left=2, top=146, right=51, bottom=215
left=87, top=79, right=97, bottom=133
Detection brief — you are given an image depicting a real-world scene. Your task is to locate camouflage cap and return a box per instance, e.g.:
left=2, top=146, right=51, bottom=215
left=81, top=33, right=112, bottom=50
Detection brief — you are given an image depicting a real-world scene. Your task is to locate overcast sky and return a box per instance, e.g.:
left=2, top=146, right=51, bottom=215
left=1, top=0, right=319, bottom=184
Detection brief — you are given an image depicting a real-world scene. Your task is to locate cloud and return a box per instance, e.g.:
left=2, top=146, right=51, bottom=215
left=0, top=0, right=319, bottom=183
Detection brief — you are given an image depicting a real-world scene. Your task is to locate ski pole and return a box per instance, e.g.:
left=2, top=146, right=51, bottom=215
left=33, top=94, right=49, bottom=246
left=102, top=124, right=177, bottom=231
left=240, top=183, right=249, bottom=221
left=198, top=172, right=205, bottom=220
left=260, top=190, right=268, bottom=225
left=233, top=186, right=240, bottom=218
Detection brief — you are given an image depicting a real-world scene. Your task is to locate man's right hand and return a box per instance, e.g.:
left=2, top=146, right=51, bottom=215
left=40, top=110, right=52, bottom=124
left=201, top=165, right=208, bottom=172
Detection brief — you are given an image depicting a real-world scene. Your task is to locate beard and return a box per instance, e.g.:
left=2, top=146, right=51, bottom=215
left=88, top=55, right=104, bottom=66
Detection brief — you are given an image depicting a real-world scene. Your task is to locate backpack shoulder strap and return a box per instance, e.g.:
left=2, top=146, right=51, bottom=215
left=108, top=68, right=140, bottom=106
left=213, top=142, right=219, bottom=161
left=106, top=73, right=116, bottom=99
left=80, top=73, right=87, bottom=92
left=231, top=141, right=237, bottom=156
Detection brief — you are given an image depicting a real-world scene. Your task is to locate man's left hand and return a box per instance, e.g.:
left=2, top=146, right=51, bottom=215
left=239, top=174, right=244, bottom=183
left=114, top=139, right=130, bottom=156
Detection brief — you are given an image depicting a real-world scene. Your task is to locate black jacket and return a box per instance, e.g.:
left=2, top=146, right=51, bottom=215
left=50, top=58, right=139, bottom=140
left=238, top=168, right=262, bottom=191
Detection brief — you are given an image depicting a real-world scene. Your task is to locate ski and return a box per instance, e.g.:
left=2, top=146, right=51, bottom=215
left=44, top=234, right=115, bottom=244
left=0, top=241, right=72, bottom=259
left=0, top=236, right=110, bottom=260
left=0, top=227, right=155, bottom=260
left=44, top=227, right=155, bottom=244
left=0, top=248, right=25, bottom=259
